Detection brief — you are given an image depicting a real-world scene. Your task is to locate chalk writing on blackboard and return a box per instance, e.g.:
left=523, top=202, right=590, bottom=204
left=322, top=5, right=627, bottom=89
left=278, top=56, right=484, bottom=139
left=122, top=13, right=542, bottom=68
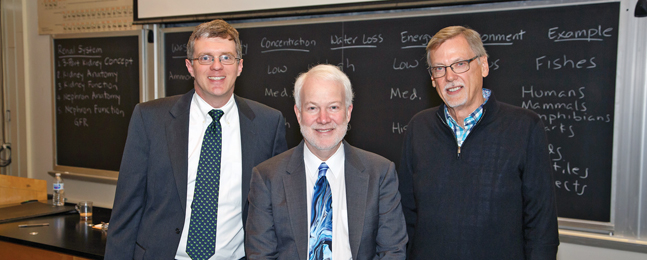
left=481, top=29, right=526, bottom=45
left=56, top=44, right=130, bottom=126
left=162, top=2, right=619, bottom=222
left=54, top=35, right=139, bottom=172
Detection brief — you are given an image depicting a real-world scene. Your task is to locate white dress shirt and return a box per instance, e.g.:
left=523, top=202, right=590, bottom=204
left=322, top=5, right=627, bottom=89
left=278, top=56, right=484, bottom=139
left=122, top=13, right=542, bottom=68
left=304, top=143, right=352, bottom=260
left=176, top=93, right=244, bottom=260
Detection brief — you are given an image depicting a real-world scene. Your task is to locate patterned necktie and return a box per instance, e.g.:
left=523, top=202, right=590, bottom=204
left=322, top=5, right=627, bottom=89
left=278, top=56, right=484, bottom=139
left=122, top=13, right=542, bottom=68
left=187, top=109, right=224, bottom=260
left=308, top=162, right=333, bottom=260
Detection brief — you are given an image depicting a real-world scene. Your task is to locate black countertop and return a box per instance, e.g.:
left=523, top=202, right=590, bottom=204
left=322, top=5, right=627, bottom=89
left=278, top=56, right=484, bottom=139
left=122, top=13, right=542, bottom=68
left=0, top=203, right=111, bottom=259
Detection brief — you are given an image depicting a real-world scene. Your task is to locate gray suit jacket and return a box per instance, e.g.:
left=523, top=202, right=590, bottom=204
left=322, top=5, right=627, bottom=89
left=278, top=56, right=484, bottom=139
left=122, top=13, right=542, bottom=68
left=245, top=140, right=407, bottom=260
left=105, top=90, right=287, bottom=260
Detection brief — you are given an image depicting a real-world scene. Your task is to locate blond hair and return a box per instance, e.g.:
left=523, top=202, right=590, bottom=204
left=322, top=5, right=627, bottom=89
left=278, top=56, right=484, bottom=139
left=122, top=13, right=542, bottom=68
left=187, top=19, right=242, bottom=61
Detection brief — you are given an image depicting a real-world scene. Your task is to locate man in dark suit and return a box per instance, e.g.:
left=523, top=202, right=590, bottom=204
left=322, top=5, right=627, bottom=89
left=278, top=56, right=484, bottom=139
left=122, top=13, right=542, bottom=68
left=105, top=20, right=287, bottom=260
left=245, top=64, right=407, bottom=260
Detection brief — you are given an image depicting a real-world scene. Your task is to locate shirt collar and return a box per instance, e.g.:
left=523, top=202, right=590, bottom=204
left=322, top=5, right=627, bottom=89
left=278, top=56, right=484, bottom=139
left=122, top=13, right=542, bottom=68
left=444, top=88, right=491, bottom=125
left=193, top=93, right=236, bottom=124
left=303, top=142, right=345, bottom=179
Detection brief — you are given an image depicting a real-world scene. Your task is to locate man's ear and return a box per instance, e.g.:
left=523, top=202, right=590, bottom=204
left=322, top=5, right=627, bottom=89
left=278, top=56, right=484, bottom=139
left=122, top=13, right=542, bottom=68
left=480, top=56, right=489, bottom=77
left=294, top=104, right=301, bottom=124
left=237, top=59, right=243, bottom=76
left=185, top=59, right=195, bottom=77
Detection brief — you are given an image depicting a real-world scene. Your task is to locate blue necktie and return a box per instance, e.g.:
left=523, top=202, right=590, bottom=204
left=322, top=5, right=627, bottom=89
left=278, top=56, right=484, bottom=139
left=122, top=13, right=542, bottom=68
left=187, top=109, right=224, bottom=260
left=308, top=162, right=333, bottom=260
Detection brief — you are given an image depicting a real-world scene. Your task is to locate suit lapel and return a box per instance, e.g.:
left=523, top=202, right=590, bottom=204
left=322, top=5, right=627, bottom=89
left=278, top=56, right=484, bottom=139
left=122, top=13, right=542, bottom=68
left=235, top=95, right=256, bottom=216
left=343, top=141, right=369, bottom=259
left=283, top=142, right=308, bottom=260
left=167, top=90, right=194, bottom=211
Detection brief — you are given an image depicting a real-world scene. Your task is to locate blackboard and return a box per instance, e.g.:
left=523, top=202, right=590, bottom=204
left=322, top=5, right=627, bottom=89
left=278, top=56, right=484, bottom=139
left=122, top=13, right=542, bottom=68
left=53, top=34, right=140, bottom=172
left=163, top=2, right=618, bottom=223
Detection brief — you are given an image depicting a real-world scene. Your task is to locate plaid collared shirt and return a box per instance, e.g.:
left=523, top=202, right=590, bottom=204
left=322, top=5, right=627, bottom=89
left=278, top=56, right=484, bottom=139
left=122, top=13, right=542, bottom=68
left=444, top=88, right=491, bottom=148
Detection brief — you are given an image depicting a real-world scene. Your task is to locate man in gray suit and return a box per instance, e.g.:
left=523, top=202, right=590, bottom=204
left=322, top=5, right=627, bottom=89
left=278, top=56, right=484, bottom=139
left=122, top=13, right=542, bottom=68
left=105, top=20, right=287, bottom=260
left=245, top=64, right=407, bottom=260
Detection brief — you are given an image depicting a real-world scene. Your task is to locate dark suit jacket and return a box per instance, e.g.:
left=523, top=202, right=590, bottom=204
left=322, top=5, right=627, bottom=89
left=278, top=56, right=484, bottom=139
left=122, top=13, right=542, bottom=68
left=245, top=140, right=408, bottom=260
left=105, top=90, right=287, bottom=260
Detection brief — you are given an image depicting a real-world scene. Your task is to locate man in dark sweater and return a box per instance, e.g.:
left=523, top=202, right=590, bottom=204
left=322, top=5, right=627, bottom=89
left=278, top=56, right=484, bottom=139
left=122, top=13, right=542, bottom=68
left=398, top=26, right=559, bottom=259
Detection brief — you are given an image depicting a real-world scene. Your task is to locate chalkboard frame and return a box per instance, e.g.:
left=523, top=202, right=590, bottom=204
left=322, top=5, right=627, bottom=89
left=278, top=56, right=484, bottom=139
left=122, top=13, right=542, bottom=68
left=158, top=0, right=623, bottom=232
left=50, top=30, right=145, bottom=184
left=134, top=0, right=510, bottom=24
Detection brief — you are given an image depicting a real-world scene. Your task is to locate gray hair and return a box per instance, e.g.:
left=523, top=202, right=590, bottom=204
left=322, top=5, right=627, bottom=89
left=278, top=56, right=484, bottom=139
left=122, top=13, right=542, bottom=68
left=426, top=26, right=488, bottom=66
left=293, top=64, right=354, bottom=110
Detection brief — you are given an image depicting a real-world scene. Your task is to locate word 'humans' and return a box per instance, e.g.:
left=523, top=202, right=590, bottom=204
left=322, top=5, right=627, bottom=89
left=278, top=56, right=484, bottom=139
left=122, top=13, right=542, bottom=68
left=522, top=86, right=585, bottom=99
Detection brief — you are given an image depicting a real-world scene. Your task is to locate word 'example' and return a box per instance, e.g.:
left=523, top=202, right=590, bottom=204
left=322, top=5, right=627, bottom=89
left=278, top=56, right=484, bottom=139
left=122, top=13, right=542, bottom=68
left=548, top=26, right=613, bottom=42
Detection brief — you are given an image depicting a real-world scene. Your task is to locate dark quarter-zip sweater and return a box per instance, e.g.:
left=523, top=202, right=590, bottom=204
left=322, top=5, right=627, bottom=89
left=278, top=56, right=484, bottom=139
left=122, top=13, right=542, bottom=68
left=398, top=93, right=559, bottom=260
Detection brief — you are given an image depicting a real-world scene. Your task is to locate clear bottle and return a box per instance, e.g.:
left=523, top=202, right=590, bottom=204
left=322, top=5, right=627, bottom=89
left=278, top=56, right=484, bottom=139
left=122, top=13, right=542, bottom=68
left=53, top=173, right=65, bottom=206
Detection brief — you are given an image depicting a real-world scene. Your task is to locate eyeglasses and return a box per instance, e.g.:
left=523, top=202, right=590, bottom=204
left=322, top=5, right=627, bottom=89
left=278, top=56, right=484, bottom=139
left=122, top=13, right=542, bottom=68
left=427, top=55, right=481, bottom=78
left=191, top=54, right=241, bottom=65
